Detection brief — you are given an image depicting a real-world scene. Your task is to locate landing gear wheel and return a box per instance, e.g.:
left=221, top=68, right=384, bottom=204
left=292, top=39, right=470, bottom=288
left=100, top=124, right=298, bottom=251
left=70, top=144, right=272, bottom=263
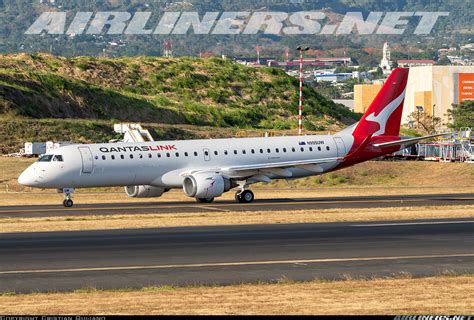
left=197, top=197, right=214, bottom=203
left=236, top=190, right=254, bottom=203
left=61, top=188, right=75, bottom=208
left=63, top=199, right=74, bottom=208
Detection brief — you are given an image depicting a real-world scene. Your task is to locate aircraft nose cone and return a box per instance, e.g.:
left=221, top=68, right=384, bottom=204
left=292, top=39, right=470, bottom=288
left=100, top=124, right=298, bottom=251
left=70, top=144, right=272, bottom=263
left=18, top=168, right=36, bottom=187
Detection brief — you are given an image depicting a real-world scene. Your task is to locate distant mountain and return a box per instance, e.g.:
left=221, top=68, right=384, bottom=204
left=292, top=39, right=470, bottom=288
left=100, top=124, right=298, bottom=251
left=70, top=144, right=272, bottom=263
left=0, top=0, right=472, bottom=57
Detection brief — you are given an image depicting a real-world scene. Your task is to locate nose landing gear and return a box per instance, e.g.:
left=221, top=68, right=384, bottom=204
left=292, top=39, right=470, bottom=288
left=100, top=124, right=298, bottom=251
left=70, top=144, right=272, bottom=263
left=59, top=188, right=75, bottom=208
left=63, top=198, right=74, bottom=208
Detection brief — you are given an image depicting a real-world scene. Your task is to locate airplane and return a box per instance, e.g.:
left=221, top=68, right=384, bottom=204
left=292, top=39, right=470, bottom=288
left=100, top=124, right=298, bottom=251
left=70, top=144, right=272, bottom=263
left=18, top=68, right=445, bottom=207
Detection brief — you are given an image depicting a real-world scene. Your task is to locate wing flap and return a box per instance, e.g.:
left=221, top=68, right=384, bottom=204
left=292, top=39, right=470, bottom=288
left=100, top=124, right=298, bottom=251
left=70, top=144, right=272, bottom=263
left=222, top=157, right=341, bottom=173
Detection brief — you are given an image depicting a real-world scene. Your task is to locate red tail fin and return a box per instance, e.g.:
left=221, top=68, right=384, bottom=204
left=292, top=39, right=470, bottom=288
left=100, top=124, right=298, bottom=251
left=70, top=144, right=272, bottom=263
left=353, top=68, right=409, bottom=138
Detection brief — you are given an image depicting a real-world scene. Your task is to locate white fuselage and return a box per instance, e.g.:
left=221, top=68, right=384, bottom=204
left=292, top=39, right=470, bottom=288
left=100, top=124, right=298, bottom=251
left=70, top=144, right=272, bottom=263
left=18, top=134, right=352, bottom=190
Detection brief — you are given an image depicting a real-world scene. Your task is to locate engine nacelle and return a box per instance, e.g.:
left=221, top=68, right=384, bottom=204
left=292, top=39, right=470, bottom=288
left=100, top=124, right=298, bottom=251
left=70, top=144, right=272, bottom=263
left=183, top=173, right=234, bottom=199
left=125, top=185, right=167, bottom=198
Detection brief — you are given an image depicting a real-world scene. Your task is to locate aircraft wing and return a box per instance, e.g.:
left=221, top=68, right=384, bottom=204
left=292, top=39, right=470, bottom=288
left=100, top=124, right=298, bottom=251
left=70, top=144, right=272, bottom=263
left=372, top=132, right=449, bottom=149
left=218, top=157, right=342, bottom=180
left=223, top=157, right=341, bottom=172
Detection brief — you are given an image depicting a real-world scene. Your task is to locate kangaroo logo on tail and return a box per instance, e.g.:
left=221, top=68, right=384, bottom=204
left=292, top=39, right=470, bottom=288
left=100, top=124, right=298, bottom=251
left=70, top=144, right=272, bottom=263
left=353, top=68, right=409, bottom=138
left=365, top=88, right=406, bottom=137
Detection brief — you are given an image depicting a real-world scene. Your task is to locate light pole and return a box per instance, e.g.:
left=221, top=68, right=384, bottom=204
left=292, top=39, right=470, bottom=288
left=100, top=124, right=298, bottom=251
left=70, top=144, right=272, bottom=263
left=296, top=46, right=309, bottom=135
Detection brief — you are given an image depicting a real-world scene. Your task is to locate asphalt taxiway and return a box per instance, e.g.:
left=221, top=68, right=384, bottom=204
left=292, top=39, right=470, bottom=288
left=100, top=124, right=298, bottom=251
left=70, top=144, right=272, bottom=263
left=0, top=193, right=473, bottom=218
left=1, top=218, right=473, bottom=293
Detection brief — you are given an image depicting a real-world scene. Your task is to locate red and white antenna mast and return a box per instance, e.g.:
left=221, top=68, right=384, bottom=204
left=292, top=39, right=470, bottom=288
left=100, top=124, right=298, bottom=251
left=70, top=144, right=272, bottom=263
left=296, top=46, right=309, bottom=136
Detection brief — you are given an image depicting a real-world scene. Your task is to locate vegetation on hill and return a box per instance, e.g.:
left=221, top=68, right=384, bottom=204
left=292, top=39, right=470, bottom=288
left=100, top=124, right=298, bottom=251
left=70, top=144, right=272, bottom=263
left=0, top=53, right=358, bottom=153
left=0, top=53, right=356, bottom=126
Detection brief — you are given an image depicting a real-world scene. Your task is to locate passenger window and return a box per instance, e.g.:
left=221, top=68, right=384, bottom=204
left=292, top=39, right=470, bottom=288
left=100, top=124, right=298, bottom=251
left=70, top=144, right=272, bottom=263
left=251, top=149, right=255, bottom=154
left=175, top=152, right=180, bottom=157
left=326, top=146, right=330, bottom=151
left=111, top=155, right=115, bottom=160
left=283, top=148, right=287, bottom=153
left=166, top=153, right=170, bottom=158
left=318, top=147, right=321, bottom=151
left=275, top=148, right=279, bottom=153
left=224, top=150, right=228, bottom=155
left=267, top=149, right=271, bottom=153
left=158, top=153, right=162, bottom=158
left=139, top=154, right=143, bottom=159
left=194, top=152, right=198, bottom=156
left=309, top=147, right=313, bottom=152
left=185, top=152, right=189, bottom=157
left=234, top=150, right=237, bottom=155
left=260, top=149, right=263, bottom=154
left=205, top=151, right=209, bottom=156
left=148, top=153, right=152, bottom=158
left=120, top=155, right=124, bottom=160
left=102, top=155, right=106, bottom=160
left=214, top=151, right=218, bottom=156
left=130, top=155, right=134, bottom=159
left=300, top=147, right=304, bottom=152
left=292, top=148, right=296, bottom=152
left=242, top=150, right=246, bottom=155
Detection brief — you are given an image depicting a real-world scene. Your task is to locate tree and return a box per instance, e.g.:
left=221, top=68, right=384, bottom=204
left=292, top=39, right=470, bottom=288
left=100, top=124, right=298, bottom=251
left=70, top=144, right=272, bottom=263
left=446, top=101, right=474, bottom=129
left=436, top=56, right=451, bottom=65
left=406, top=110, right=442, bottom=134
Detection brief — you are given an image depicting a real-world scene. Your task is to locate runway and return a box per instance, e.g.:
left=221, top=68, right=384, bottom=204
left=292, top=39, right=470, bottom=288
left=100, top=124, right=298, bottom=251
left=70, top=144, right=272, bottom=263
left=1, top=218, right=474, bottom=293
left=0, top=193, right=473, bottom=218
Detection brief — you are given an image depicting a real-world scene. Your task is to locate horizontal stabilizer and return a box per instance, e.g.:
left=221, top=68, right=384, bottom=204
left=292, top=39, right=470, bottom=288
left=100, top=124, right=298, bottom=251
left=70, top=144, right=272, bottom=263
left=372, top=132, right=449, bottom=148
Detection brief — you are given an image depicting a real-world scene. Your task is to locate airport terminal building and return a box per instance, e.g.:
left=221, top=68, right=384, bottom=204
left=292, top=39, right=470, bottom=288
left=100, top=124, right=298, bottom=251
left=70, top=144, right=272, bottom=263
left=403, top=66, right=474, bottom=126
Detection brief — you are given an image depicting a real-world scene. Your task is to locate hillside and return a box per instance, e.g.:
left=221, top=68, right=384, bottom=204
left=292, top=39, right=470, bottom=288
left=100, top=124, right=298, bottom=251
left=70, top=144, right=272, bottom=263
left=0, top=53, right=358, bottom=153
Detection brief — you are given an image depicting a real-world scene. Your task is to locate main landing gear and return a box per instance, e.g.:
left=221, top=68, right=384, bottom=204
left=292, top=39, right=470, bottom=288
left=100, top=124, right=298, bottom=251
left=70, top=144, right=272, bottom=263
left=235, top=189, right=254, bottom=203
left=197, top=197, right=215, bottom=203
left=60, top=188, right=75, bottom=208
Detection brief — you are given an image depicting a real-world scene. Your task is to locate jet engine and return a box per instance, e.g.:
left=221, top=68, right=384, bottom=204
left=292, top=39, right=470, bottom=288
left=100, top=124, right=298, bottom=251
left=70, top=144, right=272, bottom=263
left=125, top=185, right=168, bottom=198
left=183, top=173, right=235, bottom=199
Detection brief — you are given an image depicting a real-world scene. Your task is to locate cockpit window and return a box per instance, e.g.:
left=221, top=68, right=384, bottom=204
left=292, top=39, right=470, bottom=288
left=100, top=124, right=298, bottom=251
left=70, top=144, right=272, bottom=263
left=38, top=155, right=53, bottom=162
left=53, top=155, right=64, bottom=162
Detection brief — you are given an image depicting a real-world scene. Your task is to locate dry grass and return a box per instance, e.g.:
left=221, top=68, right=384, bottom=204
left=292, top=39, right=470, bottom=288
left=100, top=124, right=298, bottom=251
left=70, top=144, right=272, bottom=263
left=1, top=205, right=473, bottom=233
left=1, top=275, right=473, bottom=314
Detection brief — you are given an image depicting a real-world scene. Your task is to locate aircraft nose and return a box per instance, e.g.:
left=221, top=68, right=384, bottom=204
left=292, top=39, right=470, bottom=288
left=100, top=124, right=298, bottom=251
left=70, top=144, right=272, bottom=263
left=18, top=167, right=37, bottom=187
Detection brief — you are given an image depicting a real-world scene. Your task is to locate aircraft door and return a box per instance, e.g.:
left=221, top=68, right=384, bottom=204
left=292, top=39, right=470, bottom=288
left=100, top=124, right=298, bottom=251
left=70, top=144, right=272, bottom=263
left=203, top=148, right=211, bottom=161
left=78, top=147, right=94, bottom=174
left=333, top=137, right=346, bottom=158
